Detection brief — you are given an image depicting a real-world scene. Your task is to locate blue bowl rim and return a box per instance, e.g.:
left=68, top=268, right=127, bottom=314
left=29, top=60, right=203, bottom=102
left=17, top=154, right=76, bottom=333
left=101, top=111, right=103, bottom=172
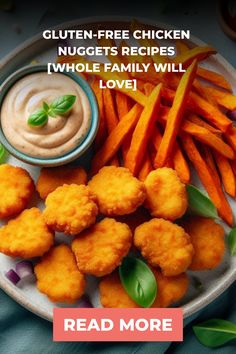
left=0, top=64, right=99, bottom=166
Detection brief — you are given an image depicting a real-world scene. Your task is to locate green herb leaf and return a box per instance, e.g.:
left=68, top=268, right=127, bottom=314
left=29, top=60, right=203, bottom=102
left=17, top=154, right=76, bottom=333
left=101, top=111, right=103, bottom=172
left=48, top=95, right=76, bottom=116
left=193, top=319, right=236, bottom=348
left=28, top=109, right=48, bottom=127
left=119, top=257, right=157, bottom=308
left=43, top=101, right=49, bottom=112
left=228, top=227, right=236, bottom=255
left=186, top=184, right=218, bottom=219
left=0, top=144, right=8, bottom=163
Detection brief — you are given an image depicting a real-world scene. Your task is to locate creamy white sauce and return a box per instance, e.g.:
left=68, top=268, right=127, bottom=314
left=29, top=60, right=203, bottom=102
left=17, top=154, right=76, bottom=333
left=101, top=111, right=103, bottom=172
left=1, top=72, right=91, bottom=158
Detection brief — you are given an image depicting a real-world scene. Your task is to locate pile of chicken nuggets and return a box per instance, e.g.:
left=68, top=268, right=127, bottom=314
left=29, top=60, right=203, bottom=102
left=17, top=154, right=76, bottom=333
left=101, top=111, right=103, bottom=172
left=0, top=163, right=226, bottom=307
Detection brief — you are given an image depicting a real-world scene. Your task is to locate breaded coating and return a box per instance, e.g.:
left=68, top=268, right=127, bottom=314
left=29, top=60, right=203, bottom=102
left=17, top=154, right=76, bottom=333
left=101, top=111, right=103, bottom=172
left=88, top=166, right=146, bottom=216
left=151, top=268, right=189, bottom=307
left=72, top=218, right=132, bottom=276
left=99, top=270, right=189, bottom=308
left=0, top=164, right=34, bottom=219
left=43, top=184, right=98, bottom=235
left=36, top=166, right=87, bottom=199
left=99, top=272, right=140, bottom=308
left=134, top=218, right=194, bottom=276
left=144, top=168, right=187, bottom=221
left=0, top=208, right=53, bottom=258
left=182, top=217, right=225, bottom=270
left=35, top=244, right=85, bottom=303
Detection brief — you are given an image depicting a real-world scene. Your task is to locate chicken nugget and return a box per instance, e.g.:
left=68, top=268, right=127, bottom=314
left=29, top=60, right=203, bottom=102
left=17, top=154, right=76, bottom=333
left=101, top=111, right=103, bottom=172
left=0, top=208, right=53, bottom=258
left=88, top=166, right=146, bottom=216
left=182, top=217, right=225, bottom=270
left=35, top=244, right=85, bottom=303
left=134, top=218, right=194, bottom=276
left=99, top=270, right=189, bottom=308
left=0, top=164, right=34, bottom=219
left=72, top=218, right=132, bottom=276
left=43, top=184, right=98, bottom=235
left=144, top=168, right=187, bottom=221
left=36, top=166, right=87, bottom=199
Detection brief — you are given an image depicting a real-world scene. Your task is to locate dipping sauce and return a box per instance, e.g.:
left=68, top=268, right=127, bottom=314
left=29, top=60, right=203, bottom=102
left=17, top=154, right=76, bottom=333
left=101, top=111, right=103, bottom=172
left=1, top=72, right=91, bottom=158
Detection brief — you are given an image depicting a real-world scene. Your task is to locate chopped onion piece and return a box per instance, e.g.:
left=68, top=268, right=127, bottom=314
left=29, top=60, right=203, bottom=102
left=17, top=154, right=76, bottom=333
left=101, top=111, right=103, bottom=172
left=15, top=260, right=34, bottom=279
left=5, top=269, right=20, bottom=285
left=77, top=296, right=93, bottom=308
left=227, top=110, right=236, bottom=121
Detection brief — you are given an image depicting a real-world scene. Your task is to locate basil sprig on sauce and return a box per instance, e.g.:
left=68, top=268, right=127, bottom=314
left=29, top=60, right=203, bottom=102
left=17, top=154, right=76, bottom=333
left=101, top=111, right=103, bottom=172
left=0, top=144, right=8, bottom=164
left=186, top=184, right=218, bottom=219
left=28, top=94, right=76, bottom=127
left=119, top=256, right=157, bottom=308
left=193, top=319, right=236, bottom=348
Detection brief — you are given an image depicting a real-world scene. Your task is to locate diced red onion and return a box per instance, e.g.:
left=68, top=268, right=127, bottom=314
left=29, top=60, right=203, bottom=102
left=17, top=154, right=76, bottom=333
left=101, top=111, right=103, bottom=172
left=15, top=260, right=34, bottom=279
left=77, top=296, right=93, bottom=308
left=5, top=269, right=20, bottom=285
left=227, top=110, right=236, bottom=120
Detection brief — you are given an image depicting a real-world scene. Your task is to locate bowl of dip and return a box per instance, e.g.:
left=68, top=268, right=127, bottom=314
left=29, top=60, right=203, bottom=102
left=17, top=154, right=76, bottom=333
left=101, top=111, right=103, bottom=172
left=0, top=65, right=99, bottom=166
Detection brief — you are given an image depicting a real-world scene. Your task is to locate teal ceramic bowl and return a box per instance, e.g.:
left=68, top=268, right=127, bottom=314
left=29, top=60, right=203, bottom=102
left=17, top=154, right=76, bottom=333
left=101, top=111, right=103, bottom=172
left=0, top=65, right=99, bottom=166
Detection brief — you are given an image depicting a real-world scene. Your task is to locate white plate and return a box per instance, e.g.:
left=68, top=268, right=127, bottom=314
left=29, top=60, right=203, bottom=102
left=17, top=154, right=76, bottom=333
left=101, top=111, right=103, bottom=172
left=0, top=17, right=236, bottom=322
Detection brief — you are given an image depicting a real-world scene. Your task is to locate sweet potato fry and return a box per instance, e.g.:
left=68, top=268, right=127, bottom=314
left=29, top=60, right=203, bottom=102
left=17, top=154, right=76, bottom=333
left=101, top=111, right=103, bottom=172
left=155, top=60, right=197, bottom=168
left=138, top=153, right=153, bottom=181
left=172, top=142, right=191, bottom=184
left=197, top=67, right=232, bottom=91
left=201, top=86, right=236, bottom=110
left=159, top=106, right=234, bottom=159
left=103, top=88, right=120, bottom=166
left=230, top=159, right=236, bottom=177
left=125, top=83, right=162, bottom=175
left=162, top=87, right=232, bottom=132
left=201, top=146, right=221, bottom=186
left=213, top=151, right=236, bottom=198
left=174, top=41, right=232, bottom=91
left=91, top=104, right=142, bottom=174
left=91, top=79, right=107, bottom=149
left=173, top=46, right=217, bottom=67
left=181, top=134, right=233, bottom=226
left=187, top=114, right=221, bottom=135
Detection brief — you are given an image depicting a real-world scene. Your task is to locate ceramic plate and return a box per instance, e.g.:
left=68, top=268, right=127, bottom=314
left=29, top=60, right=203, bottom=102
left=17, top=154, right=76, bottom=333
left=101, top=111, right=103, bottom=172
left=0, top=17, right=236, bottom=322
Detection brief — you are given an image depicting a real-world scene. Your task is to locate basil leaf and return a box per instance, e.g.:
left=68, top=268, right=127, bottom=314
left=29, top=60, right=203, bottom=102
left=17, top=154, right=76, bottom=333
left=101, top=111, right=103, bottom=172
left=186, top=184, right=218, bottom=219
left=119, top=257, right=157, bottom=308
left=28, top=109, right=48, bottom=127
left=48, top=95, right=76, bottom=116
left=43, top=101, right=49, bottom=112
left=193, top=319, right=236, bottom=348
left=228, top=227, right=236, bottom=255
left=0, top=144, right=8, bottom=163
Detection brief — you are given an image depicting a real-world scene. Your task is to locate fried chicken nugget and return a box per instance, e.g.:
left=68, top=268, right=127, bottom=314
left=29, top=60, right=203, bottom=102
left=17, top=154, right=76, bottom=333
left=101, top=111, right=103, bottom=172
left=134, top=218, right=194, bottom=276
left=99, top=270, right=189, bottom=308
left=144, top=168, right=187, bottom=221
left=0, top=164, right=34, bottom=219
left=0, top=208, right=54, bottom=258
left=72, top=218, right=132, bottom=276
left=35, top=244, right=85, bottom=303
left=36, top=166, right=87, bottom=199
left=182, top=217, right=225, bottom=270
left=43, top=184, right=98, bottom=235
left=88, top=166, right=146, bottom=216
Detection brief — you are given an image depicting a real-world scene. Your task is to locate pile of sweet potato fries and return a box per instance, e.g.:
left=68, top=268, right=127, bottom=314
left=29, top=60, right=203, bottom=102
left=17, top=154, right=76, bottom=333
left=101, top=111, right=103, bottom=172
left=58, top=20, right=236, bottom=226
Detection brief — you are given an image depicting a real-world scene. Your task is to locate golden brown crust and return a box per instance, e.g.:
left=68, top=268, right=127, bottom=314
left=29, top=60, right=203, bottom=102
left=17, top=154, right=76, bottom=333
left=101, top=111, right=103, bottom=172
left=144, top=167, right=187, bottom=221
left=43, top=184, right=98, bottom=235
left=134, top=218, right=194, bottom=276
left=0, top=208, right=54, bottom=258
left=0, top=164, right=34, bottom=219
left=182, top=216, right=225, bottom=270
left=88, top=166, right=146, bottom=216
left=36, top=166, right=87, bottom=199
left=72, top=218, right=132, bottom=276
left=35, top=244, right=85, bottom=303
